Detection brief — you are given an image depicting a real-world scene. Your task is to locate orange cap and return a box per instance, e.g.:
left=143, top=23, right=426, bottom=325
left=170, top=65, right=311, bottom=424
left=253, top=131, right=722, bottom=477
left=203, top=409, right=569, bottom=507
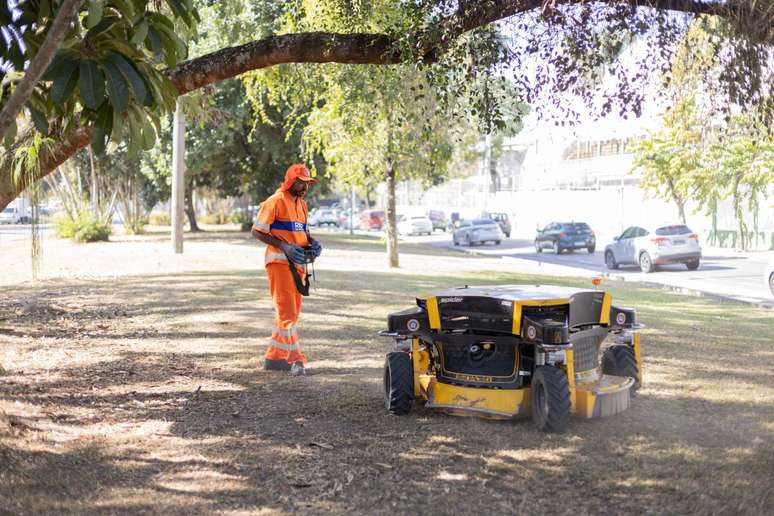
left=281, top=163, right=317, bottom=190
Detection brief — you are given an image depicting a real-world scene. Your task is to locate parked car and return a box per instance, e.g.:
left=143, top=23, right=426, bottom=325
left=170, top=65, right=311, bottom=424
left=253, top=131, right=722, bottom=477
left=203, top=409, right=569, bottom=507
left=359, top=209, right=385, bottom=230
left=308, top=208, right=339, bottom=227
left=765, top=254, right=774, bottom=297
left=397, top=214, right=433, bottom=236
left=604, top=224, right=701, bottom=273
left=427, top=210, right=447, bottom=232
left=0, top=207, right=15, bottom=224
left=535, top=222, right=596, bottom=254
left=485, top=212, right=512, bottom=238
left=453, top=218, right=504, bottom=246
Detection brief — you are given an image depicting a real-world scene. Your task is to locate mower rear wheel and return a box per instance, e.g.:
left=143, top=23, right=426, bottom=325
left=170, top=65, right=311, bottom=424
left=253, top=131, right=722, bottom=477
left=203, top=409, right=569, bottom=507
left=384, top=352, right=413, bottom=415
left=602, top=345, right=640, bottom=394
left=531, top=366, right=571, bottom=433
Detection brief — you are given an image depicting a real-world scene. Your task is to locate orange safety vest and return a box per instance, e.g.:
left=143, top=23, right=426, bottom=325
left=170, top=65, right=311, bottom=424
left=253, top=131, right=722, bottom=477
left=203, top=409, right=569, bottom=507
left=253, top=189, right=310, bottom=267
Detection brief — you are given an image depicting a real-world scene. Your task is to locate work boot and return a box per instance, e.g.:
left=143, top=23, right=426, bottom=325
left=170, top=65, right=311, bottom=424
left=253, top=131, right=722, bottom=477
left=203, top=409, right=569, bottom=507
left=289, top=362, right=306, bottom=376
left=264, top=359, right=292, bottom=372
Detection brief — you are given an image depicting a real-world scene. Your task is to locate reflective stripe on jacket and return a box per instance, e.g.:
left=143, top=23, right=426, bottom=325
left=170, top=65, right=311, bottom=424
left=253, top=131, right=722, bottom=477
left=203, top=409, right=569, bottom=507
left=253, top=190, right=310, bottom=266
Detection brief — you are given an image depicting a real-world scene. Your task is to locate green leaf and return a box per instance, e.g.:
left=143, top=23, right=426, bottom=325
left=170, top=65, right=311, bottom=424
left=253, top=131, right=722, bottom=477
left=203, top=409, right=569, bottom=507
left=79, top=60, right=106, bottom=109
left=146, top=26, right=162, bottom=58
left=130, top=18, right=149, bottom=46
left=86, top=0, right=104, bottom=29
left=84, top=15, right=117, bottom=41
left=102, top=58, right=129, bottom=112
left=141, top=114, right=156, bottom=150
left=106, top=51, right=148, bottom=104
left=110, top=0, right=135, bottom=20
left=126, top=109, right=143, bottom=155
left=8, top=44, right=25, bottom=70
left=147, top=12, right=175, bottom=31
left=111, top=110, right=125, bottom=144
left=28, top=106, right=49, bottom=134
left=165, top=0, right=193, bottom=27
left=51, top=63, right=79, bottom=105
left=90, top=105, right=113, bottom=154
left=43, top=51, right=75, bottom=81
left=154, top=24, right=185, bottom=66
left=37, top=0, right=50, bottom=24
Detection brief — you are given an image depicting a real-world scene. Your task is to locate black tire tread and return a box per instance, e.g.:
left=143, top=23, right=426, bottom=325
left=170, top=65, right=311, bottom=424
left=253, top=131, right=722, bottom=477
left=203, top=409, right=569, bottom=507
left=602, top=345, right=640, bottom=392
left=531, top=366, right=571, bottom=433
left=605, top=251, right=618, bottom=270
left=384, top=352, right=413, bottom=415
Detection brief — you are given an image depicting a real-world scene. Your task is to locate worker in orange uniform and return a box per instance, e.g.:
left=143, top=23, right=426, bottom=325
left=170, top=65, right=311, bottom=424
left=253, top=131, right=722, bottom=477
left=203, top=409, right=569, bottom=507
left=252, top=164, right=322, bottom=376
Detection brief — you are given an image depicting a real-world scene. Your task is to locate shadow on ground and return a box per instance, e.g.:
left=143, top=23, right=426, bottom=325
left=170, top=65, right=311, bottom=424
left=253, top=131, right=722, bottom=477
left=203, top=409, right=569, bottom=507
left=1, top=264, right=773, bottom=514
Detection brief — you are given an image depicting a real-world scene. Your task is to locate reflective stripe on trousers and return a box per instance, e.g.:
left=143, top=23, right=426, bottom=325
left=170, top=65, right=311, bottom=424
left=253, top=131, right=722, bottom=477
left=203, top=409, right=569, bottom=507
left=265, top=262, right=307, bottom=364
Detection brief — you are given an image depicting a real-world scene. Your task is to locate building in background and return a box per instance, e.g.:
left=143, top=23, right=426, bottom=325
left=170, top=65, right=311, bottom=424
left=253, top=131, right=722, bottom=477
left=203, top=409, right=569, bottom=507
left=389, top=113, right=772, bottom=249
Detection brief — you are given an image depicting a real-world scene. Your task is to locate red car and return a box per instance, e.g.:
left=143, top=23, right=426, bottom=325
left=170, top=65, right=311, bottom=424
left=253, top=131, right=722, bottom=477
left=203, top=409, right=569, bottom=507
left=359, top=210, right=385, bottom=230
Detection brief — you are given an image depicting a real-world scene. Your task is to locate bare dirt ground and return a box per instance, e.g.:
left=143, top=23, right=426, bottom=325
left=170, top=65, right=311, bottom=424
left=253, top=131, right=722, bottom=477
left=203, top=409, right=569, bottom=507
left=1, top=228, right=772, bottom=515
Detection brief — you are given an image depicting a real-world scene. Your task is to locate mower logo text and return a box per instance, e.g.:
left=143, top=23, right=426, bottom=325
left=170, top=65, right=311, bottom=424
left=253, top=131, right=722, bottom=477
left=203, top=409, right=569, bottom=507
left=439, top=297, right=463, bottom=303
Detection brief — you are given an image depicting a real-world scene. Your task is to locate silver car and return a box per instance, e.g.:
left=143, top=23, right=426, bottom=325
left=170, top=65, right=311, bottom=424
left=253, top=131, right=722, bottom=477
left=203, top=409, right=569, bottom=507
left=765, top=254, right=774, bottom=297
left=0, top=207, right=16, bottom=224
left=453, top=218, right=504, bottom=246
left=604, top=224, right=701, bottom=273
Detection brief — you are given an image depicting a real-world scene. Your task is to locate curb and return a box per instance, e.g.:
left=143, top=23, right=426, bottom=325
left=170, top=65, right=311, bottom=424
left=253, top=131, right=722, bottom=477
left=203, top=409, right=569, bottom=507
left=603, top=274, right=774, bottom=311
left=446, top=244, right=774, bottom=310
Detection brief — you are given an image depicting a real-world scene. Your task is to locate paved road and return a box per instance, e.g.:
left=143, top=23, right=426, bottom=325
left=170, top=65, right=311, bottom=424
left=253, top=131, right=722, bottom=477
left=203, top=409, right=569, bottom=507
left=390, top=230, right=773, bottom=308
left=0, top=224, right=54, bottom=244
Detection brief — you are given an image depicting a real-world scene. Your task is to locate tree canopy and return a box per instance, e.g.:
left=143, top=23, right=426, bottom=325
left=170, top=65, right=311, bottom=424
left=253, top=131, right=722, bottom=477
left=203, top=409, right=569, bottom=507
left=0, top=0, right=772, bottom=211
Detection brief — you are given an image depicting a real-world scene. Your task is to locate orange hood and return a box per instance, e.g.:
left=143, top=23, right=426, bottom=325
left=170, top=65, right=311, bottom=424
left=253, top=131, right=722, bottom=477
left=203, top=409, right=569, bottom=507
left=280, top=164, right=317, bottom=191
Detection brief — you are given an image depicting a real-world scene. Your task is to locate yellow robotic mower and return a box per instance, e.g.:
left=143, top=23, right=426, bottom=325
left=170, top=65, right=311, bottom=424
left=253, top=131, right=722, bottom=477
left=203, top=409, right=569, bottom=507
left=379, top=284, right=643, bottom=432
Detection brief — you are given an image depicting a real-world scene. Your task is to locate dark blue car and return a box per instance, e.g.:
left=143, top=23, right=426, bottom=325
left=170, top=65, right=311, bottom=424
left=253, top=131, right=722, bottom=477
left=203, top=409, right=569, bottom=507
left=535, top=222, right=596, bottom=254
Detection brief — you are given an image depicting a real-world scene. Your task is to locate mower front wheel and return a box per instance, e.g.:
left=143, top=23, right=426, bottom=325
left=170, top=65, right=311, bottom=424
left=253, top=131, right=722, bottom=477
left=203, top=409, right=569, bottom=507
left=602, top=345, right=640, bottom=394
left=531, top=366, right=571, bottom=433
left=384, top=352, right=413, bottom=415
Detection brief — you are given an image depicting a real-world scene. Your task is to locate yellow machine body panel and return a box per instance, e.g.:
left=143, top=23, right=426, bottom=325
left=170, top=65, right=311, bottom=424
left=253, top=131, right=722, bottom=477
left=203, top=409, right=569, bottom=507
left=425, top=379, right=530, bottom=419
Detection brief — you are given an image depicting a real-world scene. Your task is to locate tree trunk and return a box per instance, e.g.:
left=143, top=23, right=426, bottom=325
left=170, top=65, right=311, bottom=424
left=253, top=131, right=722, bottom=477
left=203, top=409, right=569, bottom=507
left=385, top=160, right=399, bottom=268
left=88, top=145, right=99, bottom=214
left=676, top=197, right=686, bottom=224
left=732, top=176, right=745, bottom=251
left=185, top=185, right=201, bottom=232
left=666, top=177, right=686, bottom=224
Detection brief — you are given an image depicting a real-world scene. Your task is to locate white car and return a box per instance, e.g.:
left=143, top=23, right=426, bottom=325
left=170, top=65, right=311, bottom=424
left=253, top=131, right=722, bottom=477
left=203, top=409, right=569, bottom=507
left=397, top=215, right=433, bottom=236
left=452, top=218, right=504, bottom=246
left=308, top=208, right=339, bottom=227
left=0, top=207, right=16, bottom=224
left=604, top=223, right=701, bottom=273
left=766, top=254, right=774, bottom=297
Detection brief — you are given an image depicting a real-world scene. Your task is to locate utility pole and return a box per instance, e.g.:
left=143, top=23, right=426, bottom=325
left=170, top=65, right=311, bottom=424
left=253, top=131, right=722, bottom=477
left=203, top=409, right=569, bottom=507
left=171, top=100, right=185, bottom=254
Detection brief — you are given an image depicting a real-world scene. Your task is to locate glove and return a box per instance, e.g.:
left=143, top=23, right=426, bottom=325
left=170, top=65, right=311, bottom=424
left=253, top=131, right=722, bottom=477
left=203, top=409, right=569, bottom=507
left=310, top=239, right=322, bottom=258
left=280, top=242, right=306, bottom=264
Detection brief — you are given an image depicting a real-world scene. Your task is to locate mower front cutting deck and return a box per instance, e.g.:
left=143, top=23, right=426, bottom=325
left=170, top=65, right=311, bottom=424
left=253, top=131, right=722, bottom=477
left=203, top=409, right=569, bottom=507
left=380, top=285, right=643, bottom=432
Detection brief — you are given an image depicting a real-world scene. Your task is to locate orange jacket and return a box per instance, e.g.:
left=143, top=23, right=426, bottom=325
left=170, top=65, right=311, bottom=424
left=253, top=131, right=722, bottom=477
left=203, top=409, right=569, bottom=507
left=253, top=164, right=316, bottom=266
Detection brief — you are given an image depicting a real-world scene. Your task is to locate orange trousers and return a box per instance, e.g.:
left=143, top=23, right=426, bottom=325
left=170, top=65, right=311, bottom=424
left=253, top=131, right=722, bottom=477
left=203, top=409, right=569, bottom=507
left=265, top=262, right=307, bottom=364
